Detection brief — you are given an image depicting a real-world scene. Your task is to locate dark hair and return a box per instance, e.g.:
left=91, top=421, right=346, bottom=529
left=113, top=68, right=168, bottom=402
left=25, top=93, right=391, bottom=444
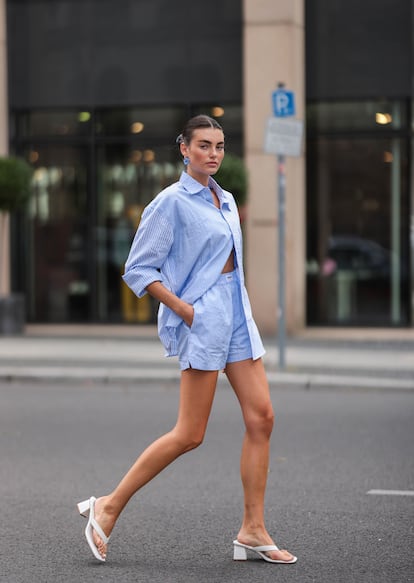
left=176, top=115, right=224, bottom=146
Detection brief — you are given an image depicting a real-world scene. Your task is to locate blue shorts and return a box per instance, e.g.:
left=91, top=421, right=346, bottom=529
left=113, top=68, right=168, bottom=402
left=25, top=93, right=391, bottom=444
left=177, top=271, right=260, bottom=371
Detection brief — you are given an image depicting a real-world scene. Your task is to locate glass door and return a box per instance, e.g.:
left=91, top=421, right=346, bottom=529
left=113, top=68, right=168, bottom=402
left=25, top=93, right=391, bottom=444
left=25, top=145, right=90, bottom=322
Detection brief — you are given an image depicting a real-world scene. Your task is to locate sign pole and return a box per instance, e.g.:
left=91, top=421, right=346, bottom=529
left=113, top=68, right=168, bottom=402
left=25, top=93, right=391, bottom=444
left=265, top=81, right=303, bottom=370
left=275, top=81, right=287, bottom=370
left=277, top=154, right=286, bottom=369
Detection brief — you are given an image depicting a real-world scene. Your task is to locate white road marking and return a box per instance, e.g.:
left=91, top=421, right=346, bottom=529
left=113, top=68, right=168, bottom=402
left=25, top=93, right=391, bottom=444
left=366, top=489, right=414, bottom=496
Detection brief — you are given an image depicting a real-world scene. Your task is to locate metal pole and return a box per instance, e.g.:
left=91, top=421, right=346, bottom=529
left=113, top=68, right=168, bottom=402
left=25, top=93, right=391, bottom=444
left=277, top=154, right=286, bottom=369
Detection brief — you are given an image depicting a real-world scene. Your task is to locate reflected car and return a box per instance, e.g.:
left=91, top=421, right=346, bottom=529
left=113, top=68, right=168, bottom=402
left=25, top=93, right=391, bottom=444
left=325, top=235, right=392, bottom=278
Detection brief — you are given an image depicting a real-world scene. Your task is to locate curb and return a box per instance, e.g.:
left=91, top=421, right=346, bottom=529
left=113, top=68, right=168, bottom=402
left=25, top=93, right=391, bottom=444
left=266, top=371, right=414, bottom=391
left=0, top=367, right=413, bottom=391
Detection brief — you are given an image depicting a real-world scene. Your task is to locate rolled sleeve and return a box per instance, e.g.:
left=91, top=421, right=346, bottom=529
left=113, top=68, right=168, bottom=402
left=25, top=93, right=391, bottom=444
left=122, top=206, right=174, bottom=298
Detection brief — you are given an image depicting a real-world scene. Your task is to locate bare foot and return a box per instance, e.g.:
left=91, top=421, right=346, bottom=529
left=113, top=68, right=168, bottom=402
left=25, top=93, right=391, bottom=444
left=92, top=496, right=117, bottom=560
left=237, top=531, right=296, bottom=563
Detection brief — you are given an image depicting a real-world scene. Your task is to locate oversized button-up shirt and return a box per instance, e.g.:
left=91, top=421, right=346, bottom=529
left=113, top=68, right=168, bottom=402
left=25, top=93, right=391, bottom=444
left=123, top=171, right=264, bottom=359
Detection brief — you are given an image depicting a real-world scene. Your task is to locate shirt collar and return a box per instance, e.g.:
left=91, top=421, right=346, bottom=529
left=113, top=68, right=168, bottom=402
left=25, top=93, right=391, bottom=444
left=179, top=171, right=231, bottom=209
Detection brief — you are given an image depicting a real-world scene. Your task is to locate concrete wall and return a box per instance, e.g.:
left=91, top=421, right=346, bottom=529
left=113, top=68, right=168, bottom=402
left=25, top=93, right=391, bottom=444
left=243, top=0, right=305, bottom=335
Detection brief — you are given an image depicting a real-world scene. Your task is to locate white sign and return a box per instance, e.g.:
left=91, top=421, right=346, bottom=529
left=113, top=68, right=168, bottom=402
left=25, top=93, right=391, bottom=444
left=264, top=117, right=303, bottom=157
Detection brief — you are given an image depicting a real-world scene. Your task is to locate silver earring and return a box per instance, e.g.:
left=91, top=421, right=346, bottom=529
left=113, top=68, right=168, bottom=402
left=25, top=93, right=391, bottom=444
left=183, top=156, right=190, bottom=166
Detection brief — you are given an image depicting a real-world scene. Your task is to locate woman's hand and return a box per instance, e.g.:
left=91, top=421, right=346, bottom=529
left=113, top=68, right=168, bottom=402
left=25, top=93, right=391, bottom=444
left=181, top=303, right=194, bottom=327
left=146, top=281, right=194, bottom=326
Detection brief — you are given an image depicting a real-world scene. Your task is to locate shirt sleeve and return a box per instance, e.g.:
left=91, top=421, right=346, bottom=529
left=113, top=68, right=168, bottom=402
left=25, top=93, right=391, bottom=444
left=122, top=206, right=174, bottom=298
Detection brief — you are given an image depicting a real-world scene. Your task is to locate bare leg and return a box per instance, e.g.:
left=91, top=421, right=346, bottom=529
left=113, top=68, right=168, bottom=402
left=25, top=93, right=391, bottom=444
left=92, top=369, right=219, bottom=559
left=225, top=358, right=295, bottom=562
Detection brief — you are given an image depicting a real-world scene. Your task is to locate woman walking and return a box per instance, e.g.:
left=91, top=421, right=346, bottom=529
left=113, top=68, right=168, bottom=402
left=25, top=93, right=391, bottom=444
left=77, top=114, right=297, bottom=566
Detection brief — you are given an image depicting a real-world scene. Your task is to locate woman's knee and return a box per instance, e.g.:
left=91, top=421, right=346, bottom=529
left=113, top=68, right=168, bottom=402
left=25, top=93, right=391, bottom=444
left=173, top=428, right=205, bottom=453
left=245, top=404, right=274, bottom=439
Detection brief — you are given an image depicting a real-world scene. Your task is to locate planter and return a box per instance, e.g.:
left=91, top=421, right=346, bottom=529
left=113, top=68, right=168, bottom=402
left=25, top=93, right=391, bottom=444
left=0, top=293, right=25, bottom=335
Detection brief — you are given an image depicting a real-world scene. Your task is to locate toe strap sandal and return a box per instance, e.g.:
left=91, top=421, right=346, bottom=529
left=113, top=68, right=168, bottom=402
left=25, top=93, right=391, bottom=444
left=233, top=539, right=297, bottom=564
left=77, top=496, right=109, bottom=563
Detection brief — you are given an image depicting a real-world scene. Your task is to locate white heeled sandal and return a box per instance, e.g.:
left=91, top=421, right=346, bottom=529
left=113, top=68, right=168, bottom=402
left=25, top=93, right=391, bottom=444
left=77, top=496, right=109, bottom=562
left=233, top=539, right=297, bottom=564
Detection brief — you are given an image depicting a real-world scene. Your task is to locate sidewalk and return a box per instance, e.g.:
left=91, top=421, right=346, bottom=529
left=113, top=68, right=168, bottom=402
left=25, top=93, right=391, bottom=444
left=0, top=324, right=413, bottom=390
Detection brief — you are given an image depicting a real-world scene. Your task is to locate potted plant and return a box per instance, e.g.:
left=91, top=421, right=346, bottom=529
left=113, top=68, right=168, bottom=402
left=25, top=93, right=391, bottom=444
left=214, top=152, right=248, bottom=223
left=0, top=156, right=32, bottom=334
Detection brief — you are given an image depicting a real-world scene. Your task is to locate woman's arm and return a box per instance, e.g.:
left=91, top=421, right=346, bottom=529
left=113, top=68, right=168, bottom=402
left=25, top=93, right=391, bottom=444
left=146, top=281, right=194, bottom=327
left=123, top=206, right=174, bottom=299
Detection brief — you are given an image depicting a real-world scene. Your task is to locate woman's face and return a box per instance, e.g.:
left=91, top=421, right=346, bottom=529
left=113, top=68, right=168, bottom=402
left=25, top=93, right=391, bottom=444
left=181, top=127, right=225, bottom=183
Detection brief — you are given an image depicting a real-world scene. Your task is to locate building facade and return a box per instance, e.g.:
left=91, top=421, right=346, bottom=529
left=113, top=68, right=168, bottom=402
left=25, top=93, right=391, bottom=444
left=3, top=0, right=414, bottom=332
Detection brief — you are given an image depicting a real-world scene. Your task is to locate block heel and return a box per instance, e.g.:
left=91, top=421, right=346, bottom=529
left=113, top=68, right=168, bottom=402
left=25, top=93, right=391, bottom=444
left=233, top=542, right=248, bottom=560
left=77, top=499, right=91, bottom=517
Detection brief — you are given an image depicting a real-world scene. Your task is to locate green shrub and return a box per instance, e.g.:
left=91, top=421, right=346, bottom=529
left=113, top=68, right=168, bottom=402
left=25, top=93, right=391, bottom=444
left=0, top=157, right=33, bottom=212
left=215, top=153, right=248, bottom=207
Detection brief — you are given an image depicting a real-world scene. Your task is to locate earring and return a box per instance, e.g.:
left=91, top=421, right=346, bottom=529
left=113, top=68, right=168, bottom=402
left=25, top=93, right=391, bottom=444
left=183, top=156, right=190, bottom=166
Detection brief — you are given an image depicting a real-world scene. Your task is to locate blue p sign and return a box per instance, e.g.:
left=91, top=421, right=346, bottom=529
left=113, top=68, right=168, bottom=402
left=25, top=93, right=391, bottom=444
left=272, top=89, right=295, bottom=117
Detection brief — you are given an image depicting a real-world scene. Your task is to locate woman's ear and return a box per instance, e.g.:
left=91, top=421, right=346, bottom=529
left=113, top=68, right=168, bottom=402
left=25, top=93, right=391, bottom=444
left=180, top=142, right=188, bottom=158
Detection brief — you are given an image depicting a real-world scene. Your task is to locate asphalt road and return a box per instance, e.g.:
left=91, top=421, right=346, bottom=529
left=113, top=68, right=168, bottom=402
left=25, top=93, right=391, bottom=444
left=1, top=380, right=413, bottom=583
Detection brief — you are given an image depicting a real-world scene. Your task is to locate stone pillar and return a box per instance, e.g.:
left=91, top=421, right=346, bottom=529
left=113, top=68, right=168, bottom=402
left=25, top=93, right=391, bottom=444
left=243, top=0, right=305, bottom=335
left=0, top=0, right=10, bottom=297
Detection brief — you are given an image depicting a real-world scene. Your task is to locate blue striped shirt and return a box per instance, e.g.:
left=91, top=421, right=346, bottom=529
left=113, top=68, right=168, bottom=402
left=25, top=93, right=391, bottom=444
left=123, top=171, right=264, bottom=359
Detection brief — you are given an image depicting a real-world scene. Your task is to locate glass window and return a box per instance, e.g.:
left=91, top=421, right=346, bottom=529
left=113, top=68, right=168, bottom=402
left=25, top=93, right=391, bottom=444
left=96, top=107, right=187, bottom=139
left=17, top=110, right=93, bottom=137
left=306, top=136, right=410, bottom=326
left=307, top=100, right=407, bottom=133
left=95, top=143, right=182, bottom=323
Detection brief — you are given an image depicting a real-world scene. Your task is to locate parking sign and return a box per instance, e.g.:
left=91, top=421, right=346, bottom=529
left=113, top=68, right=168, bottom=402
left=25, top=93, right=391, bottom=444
left=272, top=89, right=295, bottom=117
